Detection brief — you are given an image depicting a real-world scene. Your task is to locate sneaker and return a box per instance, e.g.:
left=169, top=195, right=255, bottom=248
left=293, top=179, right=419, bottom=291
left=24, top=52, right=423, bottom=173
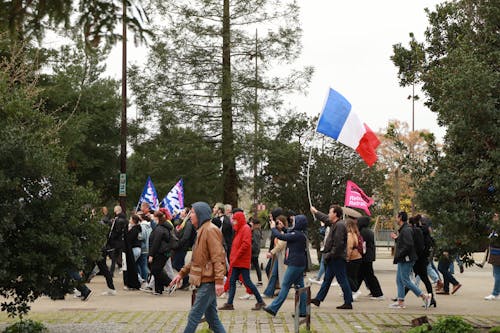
left=451, top=283, right=462, bottom=295
left=292, top=313, right=307, bottom=318
left=389, top=302, right=405, bottom=309
left=262, top=294, right=273, bottom=299
left=352, top=291, right=362, bottom=301
left=251, top=302, right=266, bottom=311
left=141, top=287, right=153, bottom=293
left=331, top=282, right=339, bottom=287
left=484, top=294, right=499, bottom=301
left=239, top=294, right=255, bottom=300
left=152, top=292, right=162, bottom=296
left=218, top=303, right=234, bottom=310
left=308, top=277, right=323, bottom=285
left=81, top=290, right=93, bottom=301
left=423, top=294, right=432, bottom=309
left=336, top=303, right=352, bottom=310
left=218, top=292, right=227, bottom=299
left=101, top=289, right=117, bottom=296
left=370, top=296, right=385, bottom=301
left=263, top=307, right=276, bottom=316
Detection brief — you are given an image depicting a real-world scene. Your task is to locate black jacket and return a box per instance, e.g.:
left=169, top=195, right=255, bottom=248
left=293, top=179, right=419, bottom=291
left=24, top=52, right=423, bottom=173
left=358, top=217, right=376, bottom=263
left=176, top=219, right=196, bottom=252
left=394, top=222, right=417, bottom=264
left=149, top=223, right=171, bottom=257
left=314, top=211, right=347, bottom=260
left=125, top=224, right=142, bottom=249
left=108, top=212, right=127, bottom=249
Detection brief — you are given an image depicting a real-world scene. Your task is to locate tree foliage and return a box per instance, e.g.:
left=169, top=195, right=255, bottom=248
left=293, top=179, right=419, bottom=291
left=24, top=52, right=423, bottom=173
left=393, top=0, right=499, bottom=254
left=0, top=44, right=105, bottom=318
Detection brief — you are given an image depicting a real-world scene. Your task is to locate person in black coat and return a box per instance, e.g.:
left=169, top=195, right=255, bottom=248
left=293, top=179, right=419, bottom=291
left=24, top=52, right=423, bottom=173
left=354, top=216, right=384, bottom=299
left=123, top=214, right=141, bottom=290
left=148, top=210, right=174, bottom=294
left=172, top=208, right=196, bottom=288
left=108, top=205, right=127, bottom=276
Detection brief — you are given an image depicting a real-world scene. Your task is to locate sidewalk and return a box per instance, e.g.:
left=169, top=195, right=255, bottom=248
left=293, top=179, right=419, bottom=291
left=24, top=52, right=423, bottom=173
left=1, top=250, right=499, bottom=332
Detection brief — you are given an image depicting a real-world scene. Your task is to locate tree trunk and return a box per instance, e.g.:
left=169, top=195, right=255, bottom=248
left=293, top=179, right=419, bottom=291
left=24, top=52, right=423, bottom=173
left=221, top=0, right=238, bottom=207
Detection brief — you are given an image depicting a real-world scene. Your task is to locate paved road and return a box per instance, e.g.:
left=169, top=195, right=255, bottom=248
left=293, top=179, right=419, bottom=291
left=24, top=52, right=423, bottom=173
left=1, top=250, right=499, bottom=332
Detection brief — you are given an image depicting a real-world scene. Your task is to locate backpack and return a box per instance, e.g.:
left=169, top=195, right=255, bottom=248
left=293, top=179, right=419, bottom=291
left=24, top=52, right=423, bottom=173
left=357, top=233, right=366, bottom=255
left=412, top=227, right=425, bottom=257
left=165, top=227, right=179, bottom=254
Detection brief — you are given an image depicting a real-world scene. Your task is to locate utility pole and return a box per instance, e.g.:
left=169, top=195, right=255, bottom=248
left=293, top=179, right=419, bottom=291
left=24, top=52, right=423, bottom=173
left=119, top=0, right=127, bottom=212
left=253, top=29, right=259, bottom=207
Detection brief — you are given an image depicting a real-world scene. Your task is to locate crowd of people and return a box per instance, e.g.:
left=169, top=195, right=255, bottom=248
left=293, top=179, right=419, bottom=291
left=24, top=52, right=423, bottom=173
left=71, top=201, right=499, bottom=333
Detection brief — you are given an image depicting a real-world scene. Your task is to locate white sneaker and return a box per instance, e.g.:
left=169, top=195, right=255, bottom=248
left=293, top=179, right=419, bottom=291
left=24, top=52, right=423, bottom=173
left=331, top=282, right=339, bottom=287
left=101, top=289, right=117, bottom=296
left=484, top=294, right=499, bottom=300
left=308, top=277, right=323, bottom=285
left=352, top=291, right=362, bottom=301
left=238, top=294, right=255, bottom=300
left=370, top=296, right=385, bottom=301
left=218, top=292, right=227, bottom=299
left=389, top=302, right=405, bottom=309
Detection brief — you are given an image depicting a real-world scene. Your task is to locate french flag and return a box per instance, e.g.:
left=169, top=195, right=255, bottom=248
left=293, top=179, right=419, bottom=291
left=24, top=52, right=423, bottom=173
left=316, top=88, right=380, bottom=166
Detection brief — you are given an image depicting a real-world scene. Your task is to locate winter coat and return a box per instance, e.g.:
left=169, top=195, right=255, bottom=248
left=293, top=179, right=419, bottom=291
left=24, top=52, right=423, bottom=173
left=314, top=210, right=347, bottom=261
left=148, top=223, right=172, bottom=257
left=179, top=201, right=226, bottom=286
left=393, top=222, right=417, bottom=264
left=108, top=212, right=127, bottom=249
left=271, top=214, right=308, bottom=267
left=357, top=217, right=376, bottom=262
left=125, top=224, right=142, bottom=249
left=229, top=212, right=252, bottom=269
left=251, top=227, right=263, bottom=257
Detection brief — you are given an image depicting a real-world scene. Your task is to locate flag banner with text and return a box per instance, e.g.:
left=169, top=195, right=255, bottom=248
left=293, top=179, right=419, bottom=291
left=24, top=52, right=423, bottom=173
left=344, top=180, right=374, bottom=216
left=136, top=176, right=159, bottom=211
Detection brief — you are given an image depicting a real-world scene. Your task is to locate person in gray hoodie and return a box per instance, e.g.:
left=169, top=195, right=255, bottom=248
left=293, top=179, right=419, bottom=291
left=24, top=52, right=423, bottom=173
left=170, top=202, right=227, bottom=333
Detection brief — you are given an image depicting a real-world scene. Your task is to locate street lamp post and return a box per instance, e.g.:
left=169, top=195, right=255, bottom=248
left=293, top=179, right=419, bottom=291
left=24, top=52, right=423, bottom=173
left=119, top=0, right=127, bottom=212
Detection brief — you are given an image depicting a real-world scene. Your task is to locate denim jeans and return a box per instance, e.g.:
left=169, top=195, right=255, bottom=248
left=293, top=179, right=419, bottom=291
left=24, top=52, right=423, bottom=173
left=397, top=261, right=423, bottom=300
left=316, top=256, right=325, bottom=280
left=315, top=258, right=352, bottom=305
left=184, top=282, right=226, bottom=333
left=227, top=267, right=263, bottom=304
left=438, top=259, right=459, bottom=293
left=492, top=265, right=500, bottom=296
left=267, top=265, right=306, bottom=316
left=136, top=253, right=149, bottom=282
left=68, top=270, right=91, bottom=295
left=263, top=260, right=279, bottom=297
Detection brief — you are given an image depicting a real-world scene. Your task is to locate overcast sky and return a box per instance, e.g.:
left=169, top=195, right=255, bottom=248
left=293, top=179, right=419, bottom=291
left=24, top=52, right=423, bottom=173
left=106, top=0, right=446, bottom=140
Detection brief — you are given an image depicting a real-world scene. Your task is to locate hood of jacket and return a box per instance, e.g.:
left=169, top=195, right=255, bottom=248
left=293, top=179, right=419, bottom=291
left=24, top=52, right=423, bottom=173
left=232, top=211, right=246, bottom=232
left=271, top=207, right=283, bottom=220
left=357, top=216, right=370, bottom=231
left=192, top=202, right=212, bottom=228
left=292, top=214, right=307, bottom=231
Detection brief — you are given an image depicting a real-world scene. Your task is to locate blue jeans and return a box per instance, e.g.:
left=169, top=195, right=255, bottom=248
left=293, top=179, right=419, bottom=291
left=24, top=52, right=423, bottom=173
left=227, top=267, right=263, bottom=304
left=184, top=282, right=226, bottom=333
left=136, top=253, right=149, bottom=282
left=68, top=270, right=91, bottom=295
left=438, top=259, right=459, bottom=293
left=316, top=256, right=326, bottom=280
left=263, top=260, right=279, bottom=297
left=492, top=265, right=500, bottom=296
left=267, top=265, right=306, bottom=316
left=315, top=258, right=352, bottom=305
left=397, top=261, right=423, bottom=300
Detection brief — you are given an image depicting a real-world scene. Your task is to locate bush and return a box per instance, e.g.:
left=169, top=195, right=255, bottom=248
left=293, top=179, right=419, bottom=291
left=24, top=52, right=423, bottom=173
left=489, top=327, right=500, bottom=333
left=2, top=319, right=47, bottom=333
left=407, top=324, right=431, bottom=333
left=431, top=316, right=475, bottom=333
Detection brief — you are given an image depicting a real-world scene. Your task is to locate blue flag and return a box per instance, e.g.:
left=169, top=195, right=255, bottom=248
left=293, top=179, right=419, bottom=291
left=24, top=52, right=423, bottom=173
left=161, top=179, right=184, bottom=215
left=136, top=176, right=159, bottom=211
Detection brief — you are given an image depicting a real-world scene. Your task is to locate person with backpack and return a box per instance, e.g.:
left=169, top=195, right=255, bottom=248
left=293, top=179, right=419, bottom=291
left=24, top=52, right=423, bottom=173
left=148, top=210, right=174, bottom=295
left=346, top=218, right=363, bottom=301
left=356, top=216, right=384, bottom=300
left=390, top=211, right=431, bottom=309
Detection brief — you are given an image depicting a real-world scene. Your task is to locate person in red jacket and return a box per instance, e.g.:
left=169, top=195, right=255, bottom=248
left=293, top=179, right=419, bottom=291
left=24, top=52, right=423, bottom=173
left=219, top=211, right=266, bottom=311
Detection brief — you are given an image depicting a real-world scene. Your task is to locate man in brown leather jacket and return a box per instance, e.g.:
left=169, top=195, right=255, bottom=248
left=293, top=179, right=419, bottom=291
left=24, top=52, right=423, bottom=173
left=170, top=201, right=227, bottom=333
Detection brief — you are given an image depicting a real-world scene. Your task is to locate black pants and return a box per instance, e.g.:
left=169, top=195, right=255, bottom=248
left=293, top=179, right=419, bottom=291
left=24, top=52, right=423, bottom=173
left=355, top=261, right=384, bottom=297
left=346, top=259, right=362, bottom=292
left=251, top=256, right=262, bottom=282
left=405, top=258, right=433, bottom=296
left=109, top=247, right=123, bottom=276
left=96, top=258, right=115, bottom=290
left=151, top=255, right=171, bottom=294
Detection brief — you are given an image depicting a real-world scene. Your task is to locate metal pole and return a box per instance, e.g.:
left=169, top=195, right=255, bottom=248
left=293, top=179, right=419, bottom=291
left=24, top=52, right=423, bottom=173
left=253, top=29, right=258, bottom=206
left=119, top=0, right=127, bottom=212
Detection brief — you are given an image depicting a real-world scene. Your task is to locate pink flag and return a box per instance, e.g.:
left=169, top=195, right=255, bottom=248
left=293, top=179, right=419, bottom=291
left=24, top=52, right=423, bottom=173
left=344, top=180, right=374, bottom=216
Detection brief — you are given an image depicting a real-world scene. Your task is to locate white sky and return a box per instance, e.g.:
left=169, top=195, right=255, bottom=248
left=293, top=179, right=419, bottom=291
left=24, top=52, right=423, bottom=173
left=106, top=0, right=447, bottom=140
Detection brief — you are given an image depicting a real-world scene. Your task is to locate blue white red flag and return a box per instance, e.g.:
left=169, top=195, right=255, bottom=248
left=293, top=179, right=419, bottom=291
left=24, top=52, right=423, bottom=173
left=161, top=179, right=184, bottom=215
left=136, top=176, right=159, bottom=211
left=316, top=88, right=380, bottom=166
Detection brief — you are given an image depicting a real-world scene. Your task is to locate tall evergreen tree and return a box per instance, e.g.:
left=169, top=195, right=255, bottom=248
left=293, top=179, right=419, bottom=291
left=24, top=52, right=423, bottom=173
left=392, top=0, right=499, bottom=255
left=130, top=0, right=313, bottom=206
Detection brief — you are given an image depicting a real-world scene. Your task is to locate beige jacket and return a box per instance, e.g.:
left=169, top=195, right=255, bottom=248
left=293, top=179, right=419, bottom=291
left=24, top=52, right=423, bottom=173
left=179, top=221, right=226, bottom=286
